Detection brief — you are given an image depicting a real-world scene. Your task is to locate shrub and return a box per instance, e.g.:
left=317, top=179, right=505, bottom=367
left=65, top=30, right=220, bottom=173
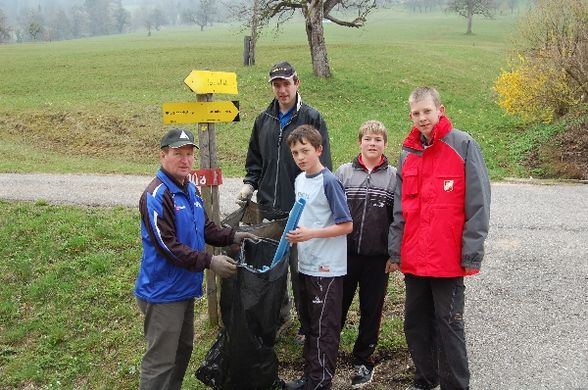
left=494, top=0, right=588, bottom=123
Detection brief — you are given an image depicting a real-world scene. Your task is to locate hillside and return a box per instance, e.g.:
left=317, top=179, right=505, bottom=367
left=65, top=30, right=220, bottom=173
left=0, top=9, right=529, bottom=179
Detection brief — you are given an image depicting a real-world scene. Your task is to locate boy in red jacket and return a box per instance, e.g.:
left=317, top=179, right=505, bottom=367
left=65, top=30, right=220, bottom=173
left=388, top=87, right=491, bottom=390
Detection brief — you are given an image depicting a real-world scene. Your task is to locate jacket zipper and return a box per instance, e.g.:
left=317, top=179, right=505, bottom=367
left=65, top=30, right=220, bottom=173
left=273, top=126, right=283, bottom=209
left=357, top=171, right=370, bottom=252
left=272, top=112, right=297, bottom=210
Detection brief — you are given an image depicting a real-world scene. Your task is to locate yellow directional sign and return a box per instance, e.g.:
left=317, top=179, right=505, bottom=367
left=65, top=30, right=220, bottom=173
left=162, top=101, right=240, bottom=124
left=184, top=70, right=238, bottom=95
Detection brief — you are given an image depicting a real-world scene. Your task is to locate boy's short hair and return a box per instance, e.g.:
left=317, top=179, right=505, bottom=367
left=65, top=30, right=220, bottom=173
left=358, top=120, right=388, bottom=143
left=287, top=124, right=323, bottom=149
left=409, top=86, right=442, bottom=108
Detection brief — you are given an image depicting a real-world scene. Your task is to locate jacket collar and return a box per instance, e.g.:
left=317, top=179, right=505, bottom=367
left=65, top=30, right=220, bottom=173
left=403, top=115, right=453, bottom=151
left=268, top=92, right=302, bottom=116
left=157, top=168, right=188, bottom=194
left=353, top=154, right=388, bottom=172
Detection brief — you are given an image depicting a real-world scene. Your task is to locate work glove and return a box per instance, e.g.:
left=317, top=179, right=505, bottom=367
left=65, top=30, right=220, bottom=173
left=233, top=231, right=259, bottom=244
left=210, top=255, right=238, bottom=278
left=235, top=183, right=255, bottom=207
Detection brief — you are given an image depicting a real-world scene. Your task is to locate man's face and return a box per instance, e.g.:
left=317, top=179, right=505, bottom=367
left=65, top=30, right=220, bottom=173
left=271, top=77, right=300, bottom=111
left=160, top=145, right=195, bottom=184
left=359, top=131, right=387, bottom=161
left=290, top=139, right=323, bottom=175
left=409, top=96, right=445, bottom=139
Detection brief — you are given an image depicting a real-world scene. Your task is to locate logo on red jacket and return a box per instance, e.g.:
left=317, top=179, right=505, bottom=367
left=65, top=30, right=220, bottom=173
left=443, top=180, right=454, bottom=192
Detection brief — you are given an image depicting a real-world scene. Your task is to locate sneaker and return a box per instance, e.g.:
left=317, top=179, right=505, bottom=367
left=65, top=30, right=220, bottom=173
left=285, top=378, right=305, bottom=390
left=351, top=365, right=374, bottom=388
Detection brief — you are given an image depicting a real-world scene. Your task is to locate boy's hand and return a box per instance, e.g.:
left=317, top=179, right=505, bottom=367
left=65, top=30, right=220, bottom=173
left=385, top=259, right=401, bottom=273
left=286, top=227, right=312, bottom=243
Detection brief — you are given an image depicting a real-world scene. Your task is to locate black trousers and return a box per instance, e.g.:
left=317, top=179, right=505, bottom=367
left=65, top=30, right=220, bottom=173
left=404, top=274, right=470, bottom=390
left=298, top=274, right=344, bottom=390
left=341, top=253, right=389, bottom=369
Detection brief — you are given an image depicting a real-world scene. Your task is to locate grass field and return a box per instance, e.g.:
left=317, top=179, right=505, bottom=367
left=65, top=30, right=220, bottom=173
left=0, top=8, right=527, bottom=178
left=0, top=200, right=407, bottom=389
left=0, top=8, right=526, bottom=389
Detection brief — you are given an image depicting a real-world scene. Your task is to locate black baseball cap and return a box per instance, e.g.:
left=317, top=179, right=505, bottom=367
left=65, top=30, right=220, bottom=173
left=268, top=61, right=297, bottom=82
left=160, top=128, right=198, bottom=149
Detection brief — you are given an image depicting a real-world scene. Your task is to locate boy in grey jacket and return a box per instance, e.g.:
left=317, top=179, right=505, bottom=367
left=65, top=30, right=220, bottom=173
left=335, top=120, right=397, bottom=388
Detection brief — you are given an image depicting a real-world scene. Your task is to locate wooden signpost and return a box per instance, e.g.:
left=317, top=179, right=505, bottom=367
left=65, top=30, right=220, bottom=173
left=163, top=70, right=239, bottom=326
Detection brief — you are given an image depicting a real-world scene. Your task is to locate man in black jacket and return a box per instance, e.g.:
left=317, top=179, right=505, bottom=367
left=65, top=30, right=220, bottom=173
left=236, top=61, right=332, bottom=335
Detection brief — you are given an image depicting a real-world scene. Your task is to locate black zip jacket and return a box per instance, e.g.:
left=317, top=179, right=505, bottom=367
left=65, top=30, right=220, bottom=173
left=244, top=94, right=332, bottom=216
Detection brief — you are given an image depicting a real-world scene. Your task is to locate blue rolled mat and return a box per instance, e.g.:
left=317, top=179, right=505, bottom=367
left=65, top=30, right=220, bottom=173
left=271, top=198, right=306, bottom=266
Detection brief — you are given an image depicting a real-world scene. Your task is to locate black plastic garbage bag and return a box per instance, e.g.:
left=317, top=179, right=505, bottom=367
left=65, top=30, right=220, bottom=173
left=196, top=237, right=288, bottom=390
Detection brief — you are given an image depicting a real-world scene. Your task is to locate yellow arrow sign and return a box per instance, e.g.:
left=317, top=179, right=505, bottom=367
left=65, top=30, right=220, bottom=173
left=162, top=101, right=240, bottom=124
left=184, top=70, right=238, bottom=95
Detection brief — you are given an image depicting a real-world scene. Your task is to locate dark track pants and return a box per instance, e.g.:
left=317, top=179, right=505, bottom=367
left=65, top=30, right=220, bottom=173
left=298, top=274, right=344, bottom=390
left=404, top=274, right=470, bottom=390
left=341, top=253, right=389, bottom=369
left=137, top=298, right=194, bottom=390
left=280, top=245, right=302, bottom=327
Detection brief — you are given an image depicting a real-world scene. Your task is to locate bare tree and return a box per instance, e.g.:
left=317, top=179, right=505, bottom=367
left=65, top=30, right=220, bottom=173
left=445, top=0, right=496, bottom=34
left=183, top=0, right=217, bottom=31
left=518, top=0, right=588, bottom=104
left=46, top=8, right=72, bottom=41
left=226, top=0, right=266, bottom=66
left=139, top=7, right=167, bottom=35
left=70, top=4, right=88, bottom=38
left=255, top=0, right=377, bottom=77
left=0, top=8, right=11, bottom=43
left=84, top=0, right=112, bottom=36
left=19, top=6, right=45, bottom=41
left=248, top=0, right=260, bottom=65
left=112, top=0, right=131, bottom=34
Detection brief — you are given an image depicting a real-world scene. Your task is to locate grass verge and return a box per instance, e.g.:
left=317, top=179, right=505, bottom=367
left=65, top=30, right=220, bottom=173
left=0, top=200, right=408, bottom=389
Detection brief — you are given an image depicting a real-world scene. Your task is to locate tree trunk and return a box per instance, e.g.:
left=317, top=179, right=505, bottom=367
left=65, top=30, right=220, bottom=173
left=249, top=0, right=259, bottom=66
left=466, top=10, right=473, bottom=34
left=305, top=0, right=331, bottom=78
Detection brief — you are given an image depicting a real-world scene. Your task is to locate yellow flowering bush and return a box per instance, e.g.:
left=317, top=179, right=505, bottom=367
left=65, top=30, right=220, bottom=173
left=495, top=55, right=574, bottom=124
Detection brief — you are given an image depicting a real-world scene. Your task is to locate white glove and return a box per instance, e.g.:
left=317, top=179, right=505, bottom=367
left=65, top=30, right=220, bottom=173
left=210, top=255, right=237, bottom=278
left=236, top=183, right=255, bottom=206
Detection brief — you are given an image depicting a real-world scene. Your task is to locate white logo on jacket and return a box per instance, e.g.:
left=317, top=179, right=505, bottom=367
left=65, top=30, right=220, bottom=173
left=444, top=180, right=454, bottom=192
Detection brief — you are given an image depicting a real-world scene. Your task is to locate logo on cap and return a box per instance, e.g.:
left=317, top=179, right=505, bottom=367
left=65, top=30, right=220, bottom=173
left=179, top=130, right=189, bottom=139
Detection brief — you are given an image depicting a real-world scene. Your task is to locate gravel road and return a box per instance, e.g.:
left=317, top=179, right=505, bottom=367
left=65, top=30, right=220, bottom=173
left=1, top=173, right=586, bottom=389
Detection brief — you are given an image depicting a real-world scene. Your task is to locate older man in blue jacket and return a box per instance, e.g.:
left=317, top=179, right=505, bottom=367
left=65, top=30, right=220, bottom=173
left=135, top=128, right=255, bottom=390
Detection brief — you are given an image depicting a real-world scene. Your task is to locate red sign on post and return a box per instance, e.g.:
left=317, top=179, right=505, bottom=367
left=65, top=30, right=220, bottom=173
left=190, top=168, right=223, bottom=186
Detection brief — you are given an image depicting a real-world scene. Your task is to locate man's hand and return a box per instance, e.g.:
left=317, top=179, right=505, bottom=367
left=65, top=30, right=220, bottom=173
left=385, top=259, right=401, bottom=273
left=210, top=255, right=238, bottom=278
left=236, top=183, right=255, bottom=206
left=233, top=231, right=258, bottom=244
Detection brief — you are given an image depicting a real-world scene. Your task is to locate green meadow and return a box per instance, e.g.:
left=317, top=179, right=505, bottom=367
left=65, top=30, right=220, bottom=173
left=0, top=8, right=524, bottom=389
left=1, top=9, right=526, bottom=178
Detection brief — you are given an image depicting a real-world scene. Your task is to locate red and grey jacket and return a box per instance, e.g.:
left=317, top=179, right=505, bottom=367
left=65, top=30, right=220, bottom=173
left=388, top=116, right=491, bottom=277
left=335, top=155, right=396, bottom=256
